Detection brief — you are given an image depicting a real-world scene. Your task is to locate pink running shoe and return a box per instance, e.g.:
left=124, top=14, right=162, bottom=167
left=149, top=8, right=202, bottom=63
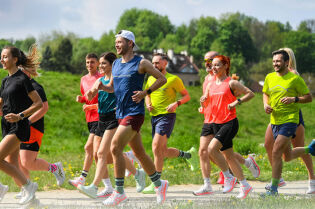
left=222, top=177, right=237, bottom=193
left=102, top=191, right=127, bottom=206
left=68, top=176, right=85, bottom=188
left=155, top=180, right=169, bottom=204
left=237, top=185, right=253, bottom=199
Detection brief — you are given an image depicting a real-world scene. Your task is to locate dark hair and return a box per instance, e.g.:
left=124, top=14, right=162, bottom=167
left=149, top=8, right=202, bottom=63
left=86, top=53, right=98, bottom=60
left=272, top=50, right=289, bottom=62
left=3, top=45, right=40, bottom=69
left=153, top=53, right=168, bottom=61
left=213, top=55, right=231, bottom=76
left=99, top=52, right=117, bottom=65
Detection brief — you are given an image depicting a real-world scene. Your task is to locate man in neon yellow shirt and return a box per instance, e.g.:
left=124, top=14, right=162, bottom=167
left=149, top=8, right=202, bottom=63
left=262, top=49, right=315, bottom=196
left=142, top=53, right=196, bottom=193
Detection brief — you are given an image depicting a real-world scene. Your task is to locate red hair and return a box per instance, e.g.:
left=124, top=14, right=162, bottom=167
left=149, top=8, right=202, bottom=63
left=213, top=55, right=230, bottom=76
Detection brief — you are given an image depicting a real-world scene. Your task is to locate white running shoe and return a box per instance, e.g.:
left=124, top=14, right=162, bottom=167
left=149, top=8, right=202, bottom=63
left=97, top=187, right=113, bottom=198
left=193, top=185, right=213, bottom=196
left=155, top=180, right=169, bottom=204
left=15, top=190, right=24, bottom=199
left=135, top=168, right=146, bottom=192
left=0, top=184, right=9, bottom=202
left=306, top=180, right=315, bottom=194
left=125, top=151, right=141, bottom=177
left=78, top=184, right=98, bottom=199
left=68, top=176, right=85, bottom=188
left=265, top=178, right=286, bottom=191
left=19, top=181, right=38, bottom=205
left=237, top=185, right=253, bottom=199
left=222, top=177, right=237, bottom=193
left=247, top=154, right=260, bottom=178
left=102, top=191, right=127, bottom=206
left=53, top=162, right=65, bottom=186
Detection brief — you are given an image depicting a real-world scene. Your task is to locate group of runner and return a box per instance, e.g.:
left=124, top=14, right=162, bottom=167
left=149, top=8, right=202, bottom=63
left=0, top=29, right=314, bottom=206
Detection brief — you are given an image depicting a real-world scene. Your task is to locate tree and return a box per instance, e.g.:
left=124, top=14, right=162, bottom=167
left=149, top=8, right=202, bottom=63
left=298, top=19, right=315, bottom=33
left=40, top=46, right=54, bottom=71
left=53, top=38, right=73, bottom=72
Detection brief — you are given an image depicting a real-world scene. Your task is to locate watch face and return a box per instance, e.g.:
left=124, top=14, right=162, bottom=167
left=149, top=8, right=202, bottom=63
left=20, top=113, right=25, bottom=118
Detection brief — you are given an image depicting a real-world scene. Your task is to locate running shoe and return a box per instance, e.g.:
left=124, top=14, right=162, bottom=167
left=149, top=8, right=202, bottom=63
left=247, top=154, right=260, bottom=178
left=155, top=180, right=169, bottom=204
left=260, top=189, right=278, bottom=197
left=0, top=184, right=8, bottom=202
left=192, top=185, right=213, bottom=196
left=19, top=181, right=38, bottom=205
left=68, top=176, right=85, bottom=188
left=308, top=139, right=315, bottom=156
left=306, top=180, right=315, bottom=194
left=237, top=185, right=253, bottom=199
left=135, top=168, right=146, bottom=192
left=102, top=191, right=127, bottom=206
left=78, top=184, right=97, bottom=199
left=97, top=187, right=113, bottom=198
left=53, top=162, right=65, bottom=186
left=217, top=171, right=224, bottom=184
left=142, top=182, right=155, bottom=194
left=15, top=191, right=23, bottom=199
left=222, top=176, right=237, bottom=193
left=186, top=147, right=199, bottom=171
left=265, top=178, right=286, bottom=191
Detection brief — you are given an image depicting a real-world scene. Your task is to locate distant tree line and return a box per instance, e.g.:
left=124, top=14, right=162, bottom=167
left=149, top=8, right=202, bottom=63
left=1, top=8, right=314, bottom=84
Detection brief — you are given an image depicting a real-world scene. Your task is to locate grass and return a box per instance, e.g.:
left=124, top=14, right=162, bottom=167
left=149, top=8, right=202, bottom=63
left=0, top=69, right=314, bottom=192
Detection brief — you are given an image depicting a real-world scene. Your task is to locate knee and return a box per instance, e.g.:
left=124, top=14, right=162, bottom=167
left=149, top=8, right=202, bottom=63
left=110, top=143, right=123, bottom=157
left=199, top=147, right=208, bottom=159
left=20, top=158, right=31, bottom=168
left=84, top=144, right=93, bottom=155
left=97, top=150, right=106, bottom=160
left=152, top=144, right=165, bottom=157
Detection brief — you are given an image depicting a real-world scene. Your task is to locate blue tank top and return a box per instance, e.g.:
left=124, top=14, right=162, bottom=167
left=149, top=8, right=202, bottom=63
left=98, top=77, right=116, bottom=115
left=112, top=55, right=144, bottom=119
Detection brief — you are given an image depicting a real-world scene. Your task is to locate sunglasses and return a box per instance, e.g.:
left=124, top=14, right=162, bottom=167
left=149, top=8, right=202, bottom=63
left=204, top=59, right=213, bottom=63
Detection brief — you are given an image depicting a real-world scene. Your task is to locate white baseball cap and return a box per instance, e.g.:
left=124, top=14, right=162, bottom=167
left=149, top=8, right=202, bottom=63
left=115, top=30, right=139, bottom=51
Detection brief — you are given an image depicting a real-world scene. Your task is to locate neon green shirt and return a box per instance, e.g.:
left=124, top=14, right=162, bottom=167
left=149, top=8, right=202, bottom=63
left=262, top=71, right=309, bottom=125
left=145, top=72, right=185, bottom=116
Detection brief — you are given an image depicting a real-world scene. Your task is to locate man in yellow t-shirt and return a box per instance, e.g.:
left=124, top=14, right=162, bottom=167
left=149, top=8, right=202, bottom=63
left=142, top=53, right=196, bottom=194
left=262, top=49, right=314, bottom=196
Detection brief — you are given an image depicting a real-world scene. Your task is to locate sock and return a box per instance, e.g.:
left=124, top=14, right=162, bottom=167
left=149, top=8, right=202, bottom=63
left=305, top=147, right=310, bottom=154
left=81, top=170, right=88, bottom=178
left=135, top=169, right=139, bottom=177
left=244, top=158, right=251, bottom=168
left=102, top=178, right=113, bottom=189
left=48, top=163, right=57, bottom=173
left=271, top=178, right=279, bottom=191
left=157, top=172, right=162, bottom=179
left=115, top=178, right=124, bottom=194
left=203, top=178, right=211, bottom=187
left=24, top=179, right=31, bottom=187
left=90, top=183, right=97, bottom=189
left=240, top=179, right=250, bottom=187
left=149, top=172, right=161, bottom=187
left=178, top=150, right=191, bottom=159
left=222, top=170, right=233, bottom=178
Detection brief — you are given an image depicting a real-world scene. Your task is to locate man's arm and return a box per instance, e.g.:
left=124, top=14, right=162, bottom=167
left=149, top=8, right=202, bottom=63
left=166, top=89, right=190, bottom=112
left=263, top=93, right=273, bottom=114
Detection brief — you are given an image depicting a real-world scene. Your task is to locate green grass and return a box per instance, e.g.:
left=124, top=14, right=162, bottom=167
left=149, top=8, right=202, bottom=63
left=0, top=69, right=314, bottom=192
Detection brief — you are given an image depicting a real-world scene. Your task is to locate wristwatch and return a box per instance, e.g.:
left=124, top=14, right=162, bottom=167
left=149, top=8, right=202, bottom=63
left=237, top=98, right=242, bottom=105
left=19, top=112, right=25, bottom=120
left=294, top=96, right=299, bottom=103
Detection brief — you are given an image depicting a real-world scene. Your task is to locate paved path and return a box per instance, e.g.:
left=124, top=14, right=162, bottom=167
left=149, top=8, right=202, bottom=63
left=1, top=180, right=313, bottom=209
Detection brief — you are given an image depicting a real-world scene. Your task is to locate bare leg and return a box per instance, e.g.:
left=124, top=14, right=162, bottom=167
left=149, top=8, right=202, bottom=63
left=199, top=135, right=212, bottom=178
left=208, top=139, right=229, bottom=172
left=222, top=148, right=245, bottom=181
left=83, top=133, right=95, bottom=172
left=93, top=135, right=102, bottom=164
left=19, top=150, right=50, bottom=178
left=264, top=124, right=274, bottom=166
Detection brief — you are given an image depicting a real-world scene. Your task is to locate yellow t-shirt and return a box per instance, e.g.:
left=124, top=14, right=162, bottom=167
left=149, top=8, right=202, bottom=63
left=262, top=71, right=309, bottom=125
left=145, top=73, right=185, bottom=116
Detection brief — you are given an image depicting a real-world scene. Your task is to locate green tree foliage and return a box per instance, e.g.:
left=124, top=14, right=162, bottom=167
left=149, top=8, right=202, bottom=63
left=40, top=46, right=54, bottom=71
left=298, top=19, right=315, bottom=33
left=53, top=38, right=73, bottom=72
left=14, top=36, right=36, bottom=52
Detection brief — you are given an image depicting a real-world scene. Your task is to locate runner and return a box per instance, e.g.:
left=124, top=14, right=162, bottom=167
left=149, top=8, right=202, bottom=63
left=264, top=48, right=315, bottom=194
left=77, top=52, right=145, bottom=199
left=0, top=46, right=42, bottom=204
left=87, top=30, right=167, bottom=206
left=15, top=45, right=65, bottom=199
left=69, top=53, right=102, bottom=188
left=0, top=182, right=8, bottom=202
left=142, top=52, right=195, bottom=194
left=262, top=49, right=315, bottom=196
left=203, top=55, right=255, bottom=199
left=194, top=52, right=260, bottom=196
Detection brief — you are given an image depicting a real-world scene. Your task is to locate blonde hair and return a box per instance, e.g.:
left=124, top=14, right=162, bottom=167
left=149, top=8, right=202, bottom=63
left=279, top=47, right=298, bottom=73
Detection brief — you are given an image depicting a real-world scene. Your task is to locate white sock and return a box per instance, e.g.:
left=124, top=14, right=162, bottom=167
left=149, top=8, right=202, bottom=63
left=103, top=178, right=113, bottom=189
left=222, top=170, right=233, bottom=178
left=203, top=178, right=211, bottom=187
left=240, top=179, right=250, bottom=187
left=244, top=158, right=251, bottom=168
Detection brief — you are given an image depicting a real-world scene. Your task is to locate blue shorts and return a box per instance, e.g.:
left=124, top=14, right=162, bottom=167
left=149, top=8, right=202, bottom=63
left=271, top=122, right=297, bottom=140
left=151, top=113, right=176, bottom=138
left=298, top=109, right=304, bottom=127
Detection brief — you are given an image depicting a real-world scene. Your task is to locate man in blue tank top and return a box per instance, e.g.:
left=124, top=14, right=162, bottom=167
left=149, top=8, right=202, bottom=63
left=88, top=30, right=167, bottom=206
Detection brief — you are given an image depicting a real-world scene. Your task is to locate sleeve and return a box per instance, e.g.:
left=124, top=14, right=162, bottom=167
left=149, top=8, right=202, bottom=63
left=173, top=76, right=185, bottom=93
left=262, top=75, right=269, bottom=94
left=80, top=79, right=87, bottom=103
left=295, top=76, right=310, bottom=95
left=23, top=77, right=35, bottom=94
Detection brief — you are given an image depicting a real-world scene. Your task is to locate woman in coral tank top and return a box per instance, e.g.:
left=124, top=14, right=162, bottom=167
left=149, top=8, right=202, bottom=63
left=201, top=55, right=255, bottom=199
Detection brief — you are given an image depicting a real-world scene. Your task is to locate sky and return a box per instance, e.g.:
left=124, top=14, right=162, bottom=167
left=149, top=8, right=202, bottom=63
left=0, top=0, right=314, bottom=40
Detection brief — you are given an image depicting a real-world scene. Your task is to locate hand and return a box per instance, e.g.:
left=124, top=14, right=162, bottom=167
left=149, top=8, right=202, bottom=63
left=146, top=103, right=154, bottom=112
left=200, top=95, right=208, bottom=103
left=198, top=107, right=204, bottom=114
left=83, top=104, right=97, bottom=112
left=166, top=102, right=178, bottom=113
left=264, top=104, right=273, bottom=114
left=4, top=113, right=21, bottom=123
left=85, top=90, right=94, bottom=101
left=227, top=100, right=238, bottom=110
left=76, top=95, right=83, bottom=103
left=132, top=91, right=146, bottom=103
left=280, top=97, right=294, bottom=104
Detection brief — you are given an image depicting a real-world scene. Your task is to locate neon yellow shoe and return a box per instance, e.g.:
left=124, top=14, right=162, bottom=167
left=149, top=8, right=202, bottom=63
left=142, top=182, right=155, bottom=194
left=186, top=147, right=199, bottom=171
